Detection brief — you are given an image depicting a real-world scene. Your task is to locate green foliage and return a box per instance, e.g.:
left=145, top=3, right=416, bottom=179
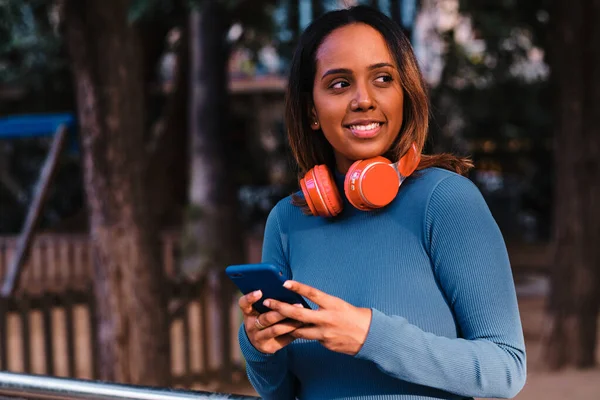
left=128, top=0, right=177, bottom=23
left=459, top=0, right=551, bottom=49
left=0, top=0, right=67, bottom=90
left=0, top=1, right=78, bottom=234
left=228, top=0, right=278, bottom=37
left=126, top=0, right=278, bottom=33
left=431, top=0, right=554, bottom=241
left=184, top=203, right=206, bottom=221
left=447, top=0, right=552, bottom=144
left=0, top=0, right=281, bottom=234
left=431, top=0, right=552, bottom=142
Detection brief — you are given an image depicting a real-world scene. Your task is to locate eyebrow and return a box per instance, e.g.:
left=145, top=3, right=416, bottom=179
left=321, top=62, right=396, bottom=80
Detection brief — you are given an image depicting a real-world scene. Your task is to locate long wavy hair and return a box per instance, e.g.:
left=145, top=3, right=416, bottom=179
left=285, top=6, right=473, bottom=212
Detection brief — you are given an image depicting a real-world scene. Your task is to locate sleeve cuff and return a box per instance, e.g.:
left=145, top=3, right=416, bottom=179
left=355, top=308, right=407, bottom=362
left=238, top=323, right=286, bottom=363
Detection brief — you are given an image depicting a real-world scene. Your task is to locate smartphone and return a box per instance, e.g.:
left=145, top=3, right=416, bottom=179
left=226, top=263, right=311, bottom=314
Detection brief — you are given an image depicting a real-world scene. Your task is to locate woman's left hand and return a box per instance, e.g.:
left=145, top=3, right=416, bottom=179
left=262, top=280, right=372, bottom=356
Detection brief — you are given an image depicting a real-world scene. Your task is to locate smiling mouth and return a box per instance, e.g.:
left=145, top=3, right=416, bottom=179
left=345, top=122, right=383, bottom=138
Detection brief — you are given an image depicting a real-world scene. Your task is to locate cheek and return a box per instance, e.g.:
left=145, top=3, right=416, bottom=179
left=314, top=96, right=346, bottom=125
left=383, top=94, right=404, bottom=128
left=389, top=109, right=403, bottom=129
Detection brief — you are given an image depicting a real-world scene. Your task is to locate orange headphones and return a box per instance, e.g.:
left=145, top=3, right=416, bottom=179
left=300, top=144, right=421, bottom=217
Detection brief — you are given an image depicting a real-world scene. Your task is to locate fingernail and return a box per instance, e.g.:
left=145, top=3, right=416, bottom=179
left=253, top=290, right=261, bottom=298
left=283, top=281, right=292, bottom=289
left=293, top=303, right=303, bottom=308
left=263, top=300, right=270, bottom=307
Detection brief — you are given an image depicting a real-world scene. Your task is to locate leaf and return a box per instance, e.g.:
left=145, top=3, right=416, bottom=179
left=128, top=0, right=160, bottom=23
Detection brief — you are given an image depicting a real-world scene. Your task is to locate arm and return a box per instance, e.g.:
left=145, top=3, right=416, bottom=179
left=355, top=175, right=526, bottom=399
left=238, top=203, right=298, bottom=399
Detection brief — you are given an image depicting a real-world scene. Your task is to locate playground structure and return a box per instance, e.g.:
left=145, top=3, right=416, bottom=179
left=0, top=113, right=253, bottom=393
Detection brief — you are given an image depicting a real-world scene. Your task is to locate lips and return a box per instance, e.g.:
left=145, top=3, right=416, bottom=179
left=345, top=121, right=383, bottom=139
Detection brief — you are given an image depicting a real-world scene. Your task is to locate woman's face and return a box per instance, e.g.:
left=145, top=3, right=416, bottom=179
left=311, top=23, right=404, bottom=173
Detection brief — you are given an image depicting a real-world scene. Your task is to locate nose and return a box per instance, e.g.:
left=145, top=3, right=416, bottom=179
left=350, top=82, right=375, bottom=111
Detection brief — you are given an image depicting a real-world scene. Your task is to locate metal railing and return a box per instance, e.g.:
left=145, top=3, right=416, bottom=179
left=0, top=372, right=260, bottom=400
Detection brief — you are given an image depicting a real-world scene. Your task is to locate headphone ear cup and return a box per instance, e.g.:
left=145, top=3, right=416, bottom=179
left=300, top=165, right=343, bottom=217
left=300, top=176, right=319, bottom=216
left=344, top=160, right=373, bottom=211
left=313, top=165, right=343, bottom=216
left=344, top=156, right=400, bottom=211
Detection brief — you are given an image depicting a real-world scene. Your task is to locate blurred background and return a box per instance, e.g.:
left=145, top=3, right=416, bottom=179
left=0, top=0, right=598, bottom=399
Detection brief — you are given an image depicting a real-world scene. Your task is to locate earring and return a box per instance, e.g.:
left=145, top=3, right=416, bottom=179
left=312, top=121, right=319, bottom=126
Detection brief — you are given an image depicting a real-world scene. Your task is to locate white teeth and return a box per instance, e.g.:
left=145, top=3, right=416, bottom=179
left=350, top=122, right=380, bottom=131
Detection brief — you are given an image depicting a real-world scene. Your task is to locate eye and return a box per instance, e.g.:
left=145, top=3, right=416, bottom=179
left=375, top=75, right=393, bottom=83
left=329, top=80, right=349, bottom=90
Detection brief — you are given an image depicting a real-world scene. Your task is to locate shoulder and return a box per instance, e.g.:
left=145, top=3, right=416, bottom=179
left=270, top=192, right=301, bottom=216
left=410, top=167, right=477, bottom=192
left=265, top=192, right=305, bottom=229
left=406, top=167, right=483, bottom=207
left=414, top=168, right=497, bottom=238
left=404, top=167, right=490, bottom=228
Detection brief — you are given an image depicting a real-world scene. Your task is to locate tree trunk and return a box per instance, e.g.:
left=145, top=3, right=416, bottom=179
left=146, top=25, right=190, bottom=229
left=289, top=0, right=300, bottom=41
left=63, top=0, right=170, bottom=385
left=311, top=0, right=324, bottom=20
left=543, top=0, right=600, bottom=370
left=184, top=2, right=246, bottom=382
left=390, top=0, right=413, bottom=39
left=390, top=0, right=402, bottom=26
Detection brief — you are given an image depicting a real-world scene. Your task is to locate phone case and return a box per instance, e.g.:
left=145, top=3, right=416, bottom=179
left=226, top=263, right=311, bottom=313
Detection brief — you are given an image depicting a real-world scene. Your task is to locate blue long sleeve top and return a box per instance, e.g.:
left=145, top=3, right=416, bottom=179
left=238, top=167, right=526, bottom=400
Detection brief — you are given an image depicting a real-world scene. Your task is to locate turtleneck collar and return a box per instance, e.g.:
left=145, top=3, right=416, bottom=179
left=333, top=169, right=346, bottom=189
left=331, top=169, right=361, bottom=218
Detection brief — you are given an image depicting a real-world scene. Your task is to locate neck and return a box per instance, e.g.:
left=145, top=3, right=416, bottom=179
left=335, top=161, right=352, bottom=174
left=333, top=152, right=353, bottom=174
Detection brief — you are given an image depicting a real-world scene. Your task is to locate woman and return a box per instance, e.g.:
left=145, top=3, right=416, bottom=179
left=237, top=6, right=526, bottom=400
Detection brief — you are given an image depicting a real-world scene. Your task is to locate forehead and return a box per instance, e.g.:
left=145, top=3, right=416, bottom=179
left=315, top=23, right=395, bottom=70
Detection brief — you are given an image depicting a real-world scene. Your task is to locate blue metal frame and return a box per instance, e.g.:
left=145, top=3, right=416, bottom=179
left=0, top=113, right=76, bottom=138
left=0, top=113, right=79, bottom=154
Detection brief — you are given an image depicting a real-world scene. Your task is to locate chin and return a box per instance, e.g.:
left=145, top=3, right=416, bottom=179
left=346, top=142, right=391, bottom=161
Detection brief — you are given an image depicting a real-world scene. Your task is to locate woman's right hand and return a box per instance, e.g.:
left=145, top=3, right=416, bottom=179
left=239, top=290, right=303, bottom=354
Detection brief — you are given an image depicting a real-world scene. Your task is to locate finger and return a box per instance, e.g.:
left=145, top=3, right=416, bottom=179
left=256, top=319, right=303, bottom=341
left=259, top=310, right=290, bottom=328
left=255, top=333, right=297, bottom=355
left=289, top=326, right=322, bottom=341
left=252, top=315, right=268, bottom=332
left=238, top=290, right=262, bottom=315
left=264, top=299, right=320, bottom=324
left=283, top=280, right=336, bottom=308
left=273, top=333, right=296, bottom=349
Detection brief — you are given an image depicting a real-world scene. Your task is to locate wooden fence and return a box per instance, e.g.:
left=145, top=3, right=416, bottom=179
left=0, top=233, right=252, bottom=388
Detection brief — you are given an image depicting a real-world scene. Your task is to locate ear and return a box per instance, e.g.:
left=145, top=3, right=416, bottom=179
left=309, top=104, right=320, bottom=130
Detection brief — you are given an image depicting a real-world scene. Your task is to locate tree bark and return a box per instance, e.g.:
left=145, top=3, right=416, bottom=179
left=390, top=0, right=402, bottom=26
left=543, top=0, right=600, bottom=370
left=289, top=0, right=300, bottom=41
left=311, top=0, right=324, bottom=20
left=185, top=2, right=245, bottom=274
left=63, top=0, right=170, bottom=385
left=184, top=2, right=246, bottom=382
left=146, top=26, right=190, bottom=229
left=390, top=0, right=413, bottom=39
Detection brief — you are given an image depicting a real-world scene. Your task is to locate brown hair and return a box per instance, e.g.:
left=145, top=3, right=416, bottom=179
left=285, top=6, right=473, bottom=212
